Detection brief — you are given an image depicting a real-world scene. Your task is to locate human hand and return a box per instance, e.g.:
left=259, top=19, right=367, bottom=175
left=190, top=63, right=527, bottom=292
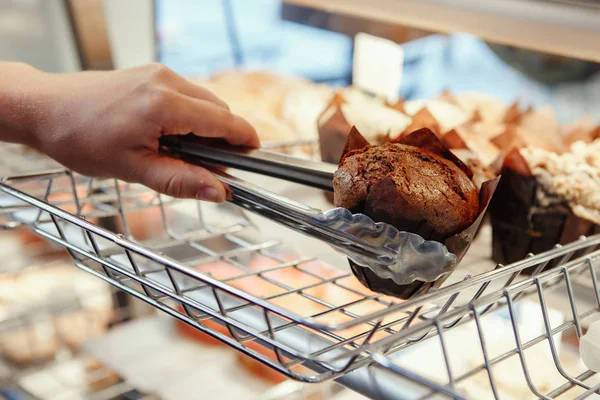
left=22, top=63, right=258, bottom=202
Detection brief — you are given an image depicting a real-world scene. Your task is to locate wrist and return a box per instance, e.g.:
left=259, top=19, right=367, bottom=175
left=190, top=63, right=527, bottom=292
left=0, top=62, right=53, bottom=149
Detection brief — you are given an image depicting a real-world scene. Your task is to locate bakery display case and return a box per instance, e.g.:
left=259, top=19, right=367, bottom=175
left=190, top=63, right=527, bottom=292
left=2, top=1, right=600, bottom=399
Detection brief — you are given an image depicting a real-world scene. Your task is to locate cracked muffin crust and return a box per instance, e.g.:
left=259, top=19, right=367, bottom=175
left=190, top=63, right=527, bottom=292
left=333, top=142, right=479, bottom=238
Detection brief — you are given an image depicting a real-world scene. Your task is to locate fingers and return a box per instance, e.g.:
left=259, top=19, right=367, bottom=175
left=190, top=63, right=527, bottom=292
left=162, top=93, right=260, bottom=148
left=132, top=153, right=227, bottom=202
left=139, top=63, right=230, bottom=110
left=176, top=79, right=230, bottom=111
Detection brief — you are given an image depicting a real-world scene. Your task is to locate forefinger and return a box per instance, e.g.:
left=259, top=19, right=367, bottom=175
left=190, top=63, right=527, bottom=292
left=164, top=94, right=260, bottom=148
left=177, top=79, right=231, bottom=111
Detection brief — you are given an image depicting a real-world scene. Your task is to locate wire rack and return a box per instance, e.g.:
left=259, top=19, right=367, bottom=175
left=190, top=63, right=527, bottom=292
left=1, top=143, right=599, bottom=399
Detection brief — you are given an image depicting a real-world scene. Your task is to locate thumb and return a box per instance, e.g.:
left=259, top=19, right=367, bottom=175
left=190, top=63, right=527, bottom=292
left=132, top=154, right=226, bottom=202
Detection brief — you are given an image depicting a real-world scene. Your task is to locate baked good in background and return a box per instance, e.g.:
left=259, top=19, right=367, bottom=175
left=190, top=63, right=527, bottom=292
left=208, top=70, right=314, bottom=118
left=85, top=357, right=123, bottom=393
left=448, top=150, right=496, bottom=190
left=319, top=88, right=599, bottom=171
left=0, top=262, right=113, bottom=366
left=318, top=91, right=411, bottom=165
left=279, top=83, right=337, bottom=142
left=109, top=191, right=171, bottom=241
left=0, top=328, right=60, bottom=366
left=563, top=115, right=600, bottom=145
left=188, top=71, right=328, bottom=155
left=490, top=141, right=600, bottom=270
left=14, top=181, right=172, bottom=252
left=194, top=69, right=600, bottom=169
left=333, top=127, right=498, bottom=299
left=174, top=253, right=329, bottom=383
left=0, top=230, right=59, bottom=272
left=15, top=187, right=96, bottom=256
left=174, top=260, right=243, bottom=346
left=236, top=349, right=288, bottom=384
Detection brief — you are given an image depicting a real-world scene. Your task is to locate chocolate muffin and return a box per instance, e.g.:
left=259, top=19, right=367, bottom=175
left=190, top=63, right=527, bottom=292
left=490, top=143, right=600, bottom=272
left=332, top=127, right=497, bottom=299
left=334, top=143, right=479, bottom=240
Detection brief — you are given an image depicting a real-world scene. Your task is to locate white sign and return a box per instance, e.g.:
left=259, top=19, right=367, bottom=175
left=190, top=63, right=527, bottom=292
left=352, top=32, right=404, bottom=103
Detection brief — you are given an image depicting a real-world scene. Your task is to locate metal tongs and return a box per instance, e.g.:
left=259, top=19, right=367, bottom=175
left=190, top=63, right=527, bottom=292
left=159, top=135, right=455, bottom=285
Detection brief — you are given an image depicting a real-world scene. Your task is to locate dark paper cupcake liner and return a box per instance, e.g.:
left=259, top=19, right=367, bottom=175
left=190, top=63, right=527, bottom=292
left=350, top=262, right=433, bottom=299
left=490, top=157, right=600, bottom=274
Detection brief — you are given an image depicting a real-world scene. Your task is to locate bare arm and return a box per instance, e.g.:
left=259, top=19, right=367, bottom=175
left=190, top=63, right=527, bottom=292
left=0, top=62, right=258, bottom=202
left=0, top=62, right=44, bottom=146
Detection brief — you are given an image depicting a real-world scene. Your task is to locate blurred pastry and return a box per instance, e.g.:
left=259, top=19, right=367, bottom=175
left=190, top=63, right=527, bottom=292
left=318, top=91, right=411, bottom=165
left=564, top=116, right=600, bottom=145
left=403, top=99, right=469, bottom=134
left=452, top=92, right=509, bottom=124
left=1, top=322, right=60, bottom=366
left=85, top=358, right=123, bottom=392
left=0, top=263, right=113, bottom=366
left=443, top=127, right=501, bottom=166
left=279, top=84, right=334, bottom=141
left=204, top=70, right=314, bottom=118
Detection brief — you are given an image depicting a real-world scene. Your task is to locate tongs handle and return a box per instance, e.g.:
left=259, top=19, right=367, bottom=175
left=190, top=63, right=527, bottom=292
left=159, top=135, right=336, bottom=191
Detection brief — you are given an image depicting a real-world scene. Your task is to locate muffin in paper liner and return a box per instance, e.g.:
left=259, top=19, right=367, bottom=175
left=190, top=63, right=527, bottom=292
left=334, top=127, right=499, bottom=299
left=489, top=148, right=600, bottom=273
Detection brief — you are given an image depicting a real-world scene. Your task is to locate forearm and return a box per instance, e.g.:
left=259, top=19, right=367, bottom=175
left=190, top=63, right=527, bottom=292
left=0, top=62, right=49, bottom=148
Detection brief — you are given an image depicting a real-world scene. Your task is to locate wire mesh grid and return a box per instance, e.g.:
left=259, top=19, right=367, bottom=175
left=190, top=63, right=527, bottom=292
left=1, top=145, right=600, bottom=399
left=367, top=252, right=600, bottom=399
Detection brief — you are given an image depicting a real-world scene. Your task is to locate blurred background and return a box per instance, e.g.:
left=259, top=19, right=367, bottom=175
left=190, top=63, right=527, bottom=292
left=1, top=1, right=600, bottom=399
left=2, top=0, right=599, bottom=123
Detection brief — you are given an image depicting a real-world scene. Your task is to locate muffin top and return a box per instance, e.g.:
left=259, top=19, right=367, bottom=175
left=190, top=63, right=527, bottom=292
left=333, top=142, right=479, bottom=237
left=520, top=140, right=600, bottom=224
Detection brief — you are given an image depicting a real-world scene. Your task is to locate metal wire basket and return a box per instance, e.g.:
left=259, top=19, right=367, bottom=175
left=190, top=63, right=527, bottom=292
left=1, top=144, right=599, bottom=399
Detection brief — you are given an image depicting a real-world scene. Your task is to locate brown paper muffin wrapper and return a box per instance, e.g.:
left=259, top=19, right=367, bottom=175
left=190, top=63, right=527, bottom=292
left=340, top=127, right=500, bottom=299
left=489, top=149, right=600, bottom=273
left=317, top=93, right=348, bottom=164
left=317, top=94, right=350, bottom=204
